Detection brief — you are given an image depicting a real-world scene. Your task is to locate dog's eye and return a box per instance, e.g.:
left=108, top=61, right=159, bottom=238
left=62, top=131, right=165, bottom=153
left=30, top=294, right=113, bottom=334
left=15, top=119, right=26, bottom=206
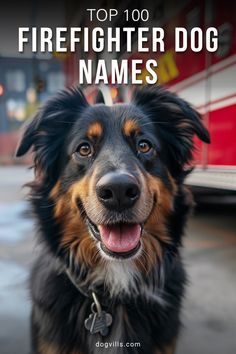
left=137, top=140, right=152, bottom=154
left=76, top=143, right=93, bottom=157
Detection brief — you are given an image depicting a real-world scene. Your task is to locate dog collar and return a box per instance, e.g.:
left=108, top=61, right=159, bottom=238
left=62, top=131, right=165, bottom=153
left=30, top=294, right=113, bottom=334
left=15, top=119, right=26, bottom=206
left=66, top=268, right=113, bottom=337
left=66, top=268, right=93, bottom=298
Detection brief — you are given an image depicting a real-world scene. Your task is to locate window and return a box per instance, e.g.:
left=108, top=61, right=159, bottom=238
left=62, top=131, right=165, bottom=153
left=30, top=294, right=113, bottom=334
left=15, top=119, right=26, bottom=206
left=47, top=72, right=65, bottom=93
left=6, top=70, right=26, bottom=92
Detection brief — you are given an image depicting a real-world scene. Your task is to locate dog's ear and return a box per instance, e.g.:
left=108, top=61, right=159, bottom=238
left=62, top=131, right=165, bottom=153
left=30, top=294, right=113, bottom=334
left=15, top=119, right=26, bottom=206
left=16, top=87, right=88, bottom=179
left=133, top=86, right=210, bottom=177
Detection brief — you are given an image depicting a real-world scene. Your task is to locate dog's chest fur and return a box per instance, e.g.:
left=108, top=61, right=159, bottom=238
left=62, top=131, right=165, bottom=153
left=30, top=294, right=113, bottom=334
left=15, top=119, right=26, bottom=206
left=31, top=251, right=186, bottom=354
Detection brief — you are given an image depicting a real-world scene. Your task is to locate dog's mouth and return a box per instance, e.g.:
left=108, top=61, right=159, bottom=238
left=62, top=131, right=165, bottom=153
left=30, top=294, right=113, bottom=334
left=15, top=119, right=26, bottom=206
left=86, top=219, right=142, bottom=259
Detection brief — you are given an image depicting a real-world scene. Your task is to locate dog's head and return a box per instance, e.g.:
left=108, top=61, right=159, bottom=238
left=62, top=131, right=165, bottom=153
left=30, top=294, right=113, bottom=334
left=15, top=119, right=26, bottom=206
left=16, top=87, right=210, bottom=273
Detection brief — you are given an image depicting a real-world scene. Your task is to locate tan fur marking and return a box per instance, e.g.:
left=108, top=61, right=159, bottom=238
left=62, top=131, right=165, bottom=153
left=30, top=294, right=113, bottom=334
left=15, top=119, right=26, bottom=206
left=167, top=172, right=178, bottom=195
left=50, top=176, right=101, bottom=268
left=136, top=174, right=176, bottom=274
left=69, top=176, right=90, bottom=208
left=38, top=340, right=60, bottom=354
left=177, top=119, right=192, bottom=130
left=143, top=176, right=173, bottom=244
left=123, top=119, right=141, bottom=136
left=50, top=181, right=61, bottom=199
left=86, top=122, right=103, bottom=139
left=38, top=339, right=84, bottom=354
left=135, top=235, right=162, bottom=274
left=155, top=338, right=177, bottom=354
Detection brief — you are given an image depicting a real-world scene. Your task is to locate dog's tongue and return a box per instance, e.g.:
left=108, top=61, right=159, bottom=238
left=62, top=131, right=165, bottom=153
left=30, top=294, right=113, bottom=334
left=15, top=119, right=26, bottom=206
left=98, top=224, right=141, bottom=253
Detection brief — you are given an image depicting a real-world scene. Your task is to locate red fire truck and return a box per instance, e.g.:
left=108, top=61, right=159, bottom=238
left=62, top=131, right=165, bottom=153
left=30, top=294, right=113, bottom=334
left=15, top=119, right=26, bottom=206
left=159, top=1, right=236, bottom=191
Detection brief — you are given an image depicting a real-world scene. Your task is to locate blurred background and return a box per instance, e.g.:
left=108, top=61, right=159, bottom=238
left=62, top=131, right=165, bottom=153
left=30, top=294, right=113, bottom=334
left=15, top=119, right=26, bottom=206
left=0, top=0, right=235, bottom=353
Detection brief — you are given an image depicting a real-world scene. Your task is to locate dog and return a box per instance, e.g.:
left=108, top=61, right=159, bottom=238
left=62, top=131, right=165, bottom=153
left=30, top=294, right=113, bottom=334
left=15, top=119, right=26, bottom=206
left=16, top=86, right=210, bottom=354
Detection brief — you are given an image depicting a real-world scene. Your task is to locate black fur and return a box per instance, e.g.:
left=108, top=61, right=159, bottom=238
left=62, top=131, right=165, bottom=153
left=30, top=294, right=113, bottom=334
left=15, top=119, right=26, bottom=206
left=16, top=86, right=210, bottom=354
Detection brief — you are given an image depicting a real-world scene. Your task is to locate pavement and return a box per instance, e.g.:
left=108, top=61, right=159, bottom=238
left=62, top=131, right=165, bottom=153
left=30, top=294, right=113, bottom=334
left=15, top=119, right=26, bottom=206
left=0, top=166, right=235, bottom=354
left=0, top=167, right=34, bottom=354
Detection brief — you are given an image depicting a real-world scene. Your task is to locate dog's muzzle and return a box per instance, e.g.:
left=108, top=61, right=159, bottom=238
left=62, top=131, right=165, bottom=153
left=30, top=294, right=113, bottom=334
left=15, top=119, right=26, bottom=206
left=96, top=172, right=140, bottom=211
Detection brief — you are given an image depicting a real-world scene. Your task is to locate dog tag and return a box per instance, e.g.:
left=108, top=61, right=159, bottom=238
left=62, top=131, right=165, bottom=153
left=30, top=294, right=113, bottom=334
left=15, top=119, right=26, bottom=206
left=84, top=312, right=98, bottom=333
left=85, top=311, right=112, bottom=336
left=84, top=292, right=113, bottom=336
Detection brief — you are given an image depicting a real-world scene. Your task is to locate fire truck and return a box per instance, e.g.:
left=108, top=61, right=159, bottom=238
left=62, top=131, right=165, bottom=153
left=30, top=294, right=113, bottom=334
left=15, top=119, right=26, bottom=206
left=159, top=1, right=236, bottom=191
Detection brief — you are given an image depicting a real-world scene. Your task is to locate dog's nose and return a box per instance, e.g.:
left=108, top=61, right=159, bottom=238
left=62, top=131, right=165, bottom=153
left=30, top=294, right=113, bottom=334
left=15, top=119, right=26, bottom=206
left=96, top=172, right=140, bottom=210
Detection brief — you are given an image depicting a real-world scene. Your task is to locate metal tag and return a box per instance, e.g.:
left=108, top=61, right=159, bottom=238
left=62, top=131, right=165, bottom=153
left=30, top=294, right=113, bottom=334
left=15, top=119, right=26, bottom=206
left=84, top=292, right=113, bottom=336
left=84, top=311, right=112, bottom=336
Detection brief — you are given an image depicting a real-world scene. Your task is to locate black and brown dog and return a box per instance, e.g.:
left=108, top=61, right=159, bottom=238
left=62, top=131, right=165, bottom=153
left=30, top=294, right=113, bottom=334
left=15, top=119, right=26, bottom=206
left=16, top=86, right=210, bottom=354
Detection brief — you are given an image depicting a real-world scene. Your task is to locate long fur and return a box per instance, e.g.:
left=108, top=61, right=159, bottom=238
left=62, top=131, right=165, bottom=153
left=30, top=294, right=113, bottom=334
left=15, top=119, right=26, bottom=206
left=16, top=86, right=210, bottom=354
